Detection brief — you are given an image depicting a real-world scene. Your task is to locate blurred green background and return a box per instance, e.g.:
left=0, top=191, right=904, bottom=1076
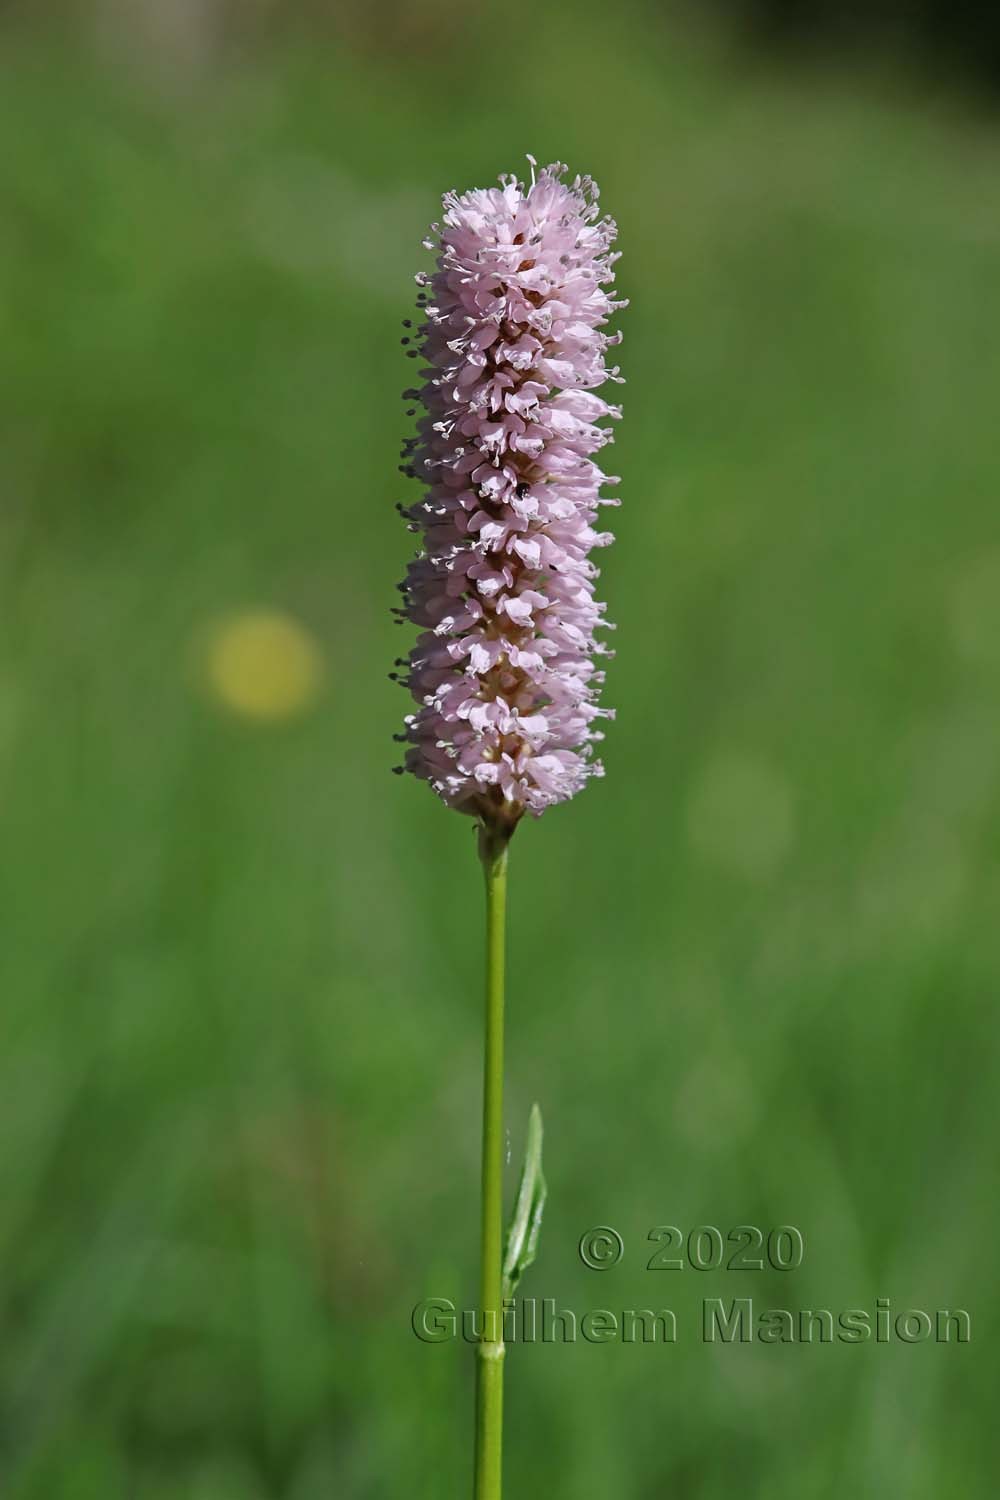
left=2, top=2, right=998, bottom=1495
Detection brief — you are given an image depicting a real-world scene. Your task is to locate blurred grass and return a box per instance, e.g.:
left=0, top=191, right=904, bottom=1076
left=1, top=3, right=999, bottom=1495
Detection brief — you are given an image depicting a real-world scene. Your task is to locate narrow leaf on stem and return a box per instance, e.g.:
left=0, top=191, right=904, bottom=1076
left=502, top=1104, right=547, bottom=1301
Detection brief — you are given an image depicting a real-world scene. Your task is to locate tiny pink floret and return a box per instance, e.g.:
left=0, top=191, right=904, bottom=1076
left=394, top=160, right=625, bottom=824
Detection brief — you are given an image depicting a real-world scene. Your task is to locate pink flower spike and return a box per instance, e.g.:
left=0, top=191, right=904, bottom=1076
left=394, top=161, right=625, bottom=829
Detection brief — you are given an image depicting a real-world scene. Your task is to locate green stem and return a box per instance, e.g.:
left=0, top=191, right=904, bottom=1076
left=474, top=824, right=509, bottom=1500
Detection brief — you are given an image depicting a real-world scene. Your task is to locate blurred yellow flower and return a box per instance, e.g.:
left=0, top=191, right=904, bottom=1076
left=205, top=610, right=323, bottom=723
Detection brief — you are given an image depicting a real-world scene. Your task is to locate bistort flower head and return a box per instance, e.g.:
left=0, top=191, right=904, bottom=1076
left=392, top=159, right=625, bottom=830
